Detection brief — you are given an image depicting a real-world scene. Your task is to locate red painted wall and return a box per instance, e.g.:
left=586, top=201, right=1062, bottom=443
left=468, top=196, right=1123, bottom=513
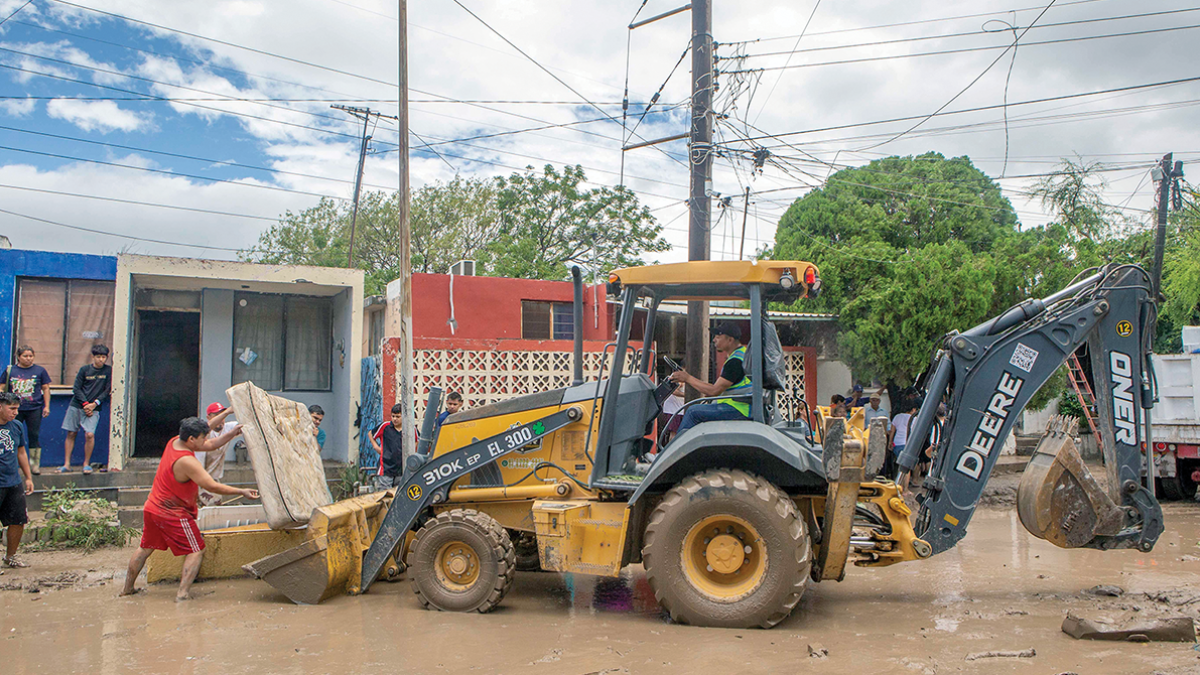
left=413, top=273, right=612, bottom=342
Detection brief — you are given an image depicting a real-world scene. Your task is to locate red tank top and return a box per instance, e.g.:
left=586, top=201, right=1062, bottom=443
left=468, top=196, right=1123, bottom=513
left=143, top=436, right=200, bottom=519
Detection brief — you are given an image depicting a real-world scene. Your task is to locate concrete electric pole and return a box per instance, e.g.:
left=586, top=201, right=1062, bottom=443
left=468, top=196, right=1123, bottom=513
left=1151, top=152, right=1184, bottom=298
left=394, top=0, right=415, bottom=459
left=686, top=0, right=713, bottom=396
left=331, top=105, right=397, bottom=268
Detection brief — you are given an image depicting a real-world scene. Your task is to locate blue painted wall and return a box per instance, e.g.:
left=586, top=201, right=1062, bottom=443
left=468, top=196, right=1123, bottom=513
left=0, top=249, right=117, bottom=467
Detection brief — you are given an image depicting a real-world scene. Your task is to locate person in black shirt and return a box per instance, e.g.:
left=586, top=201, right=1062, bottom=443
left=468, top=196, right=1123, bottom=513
left=370, top=403, right=406, bottom=490
left=667, top=322, right=753, bottom=437
left=59, top=345, right=111, bottom=474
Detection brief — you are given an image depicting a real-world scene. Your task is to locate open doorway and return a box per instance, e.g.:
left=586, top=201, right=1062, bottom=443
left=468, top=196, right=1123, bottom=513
left=135, top=310, right=200, bottom=457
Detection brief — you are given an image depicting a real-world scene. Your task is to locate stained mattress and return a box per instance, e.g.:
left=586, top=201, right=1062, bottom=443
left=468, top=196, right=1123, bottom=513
left=227, top=382, right=332, bottom=529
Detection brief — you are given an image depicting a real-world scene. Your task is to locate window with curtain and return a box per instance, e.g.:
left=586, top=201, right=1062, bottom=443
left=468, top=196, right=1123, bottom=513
left=284, top=296, right=332, bottom=390
left=232, top=292, right=332, bottom=391
left=14, top=278, right=115, bottom=384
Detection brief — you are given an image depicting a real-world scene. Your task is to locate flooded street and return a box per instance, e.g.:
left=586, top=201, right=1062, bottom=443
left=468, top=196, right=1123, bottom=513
left=3, top=503, right=1200, bottom=674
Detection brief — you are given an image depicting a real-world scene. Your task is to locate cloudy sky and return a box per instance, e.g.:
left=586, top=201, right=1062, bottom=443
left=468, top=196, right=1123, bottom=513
left=0, top=0, right=1196, bottom=265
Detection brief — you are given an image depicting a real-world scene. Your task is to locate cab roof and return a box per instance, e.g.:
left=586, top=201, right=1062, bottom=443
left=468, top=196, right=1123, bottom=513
left=608, top=260, right=819, bottom=302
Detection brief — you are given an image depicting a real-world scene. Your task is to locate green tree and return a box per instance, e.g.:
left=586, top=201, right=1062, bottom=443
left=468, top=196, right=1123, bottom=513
left=244, top=167, right=668, bottom=293
left=481, top=164, right=671, bottom=279
left=772, top=153, right=1040, bottom=386
left=242, top=191, right=402, bottom=294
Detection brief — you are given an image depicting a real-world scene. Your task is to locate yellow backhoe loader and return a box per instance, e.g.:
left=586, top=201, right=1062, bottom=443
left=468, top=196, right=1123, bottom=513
left=246, top=260, right=1164, bottom=628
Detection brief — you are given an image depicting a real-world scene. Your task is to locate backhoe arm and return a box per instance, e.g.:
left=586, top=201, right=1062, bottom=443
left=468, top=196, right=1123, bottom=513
left=896, top=265, right=1163, bottom=556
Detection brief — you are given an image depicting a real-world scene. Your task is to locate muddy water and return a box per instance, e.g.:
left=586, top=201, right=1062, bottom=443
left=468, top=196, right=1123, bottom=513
left=3, top=505, right=1200, bottom=675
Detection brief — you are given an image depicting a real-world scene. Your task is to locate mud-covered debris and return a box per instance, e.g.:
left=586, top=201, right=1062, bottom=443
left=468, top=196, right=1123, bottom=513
left=1085, top=584, right=1125, bottom=597
left=1061, top=612, right=1196, bottom=642
left=960, top=643, right=1036, bottom=658
left=807, top=643, right=829, bottom=660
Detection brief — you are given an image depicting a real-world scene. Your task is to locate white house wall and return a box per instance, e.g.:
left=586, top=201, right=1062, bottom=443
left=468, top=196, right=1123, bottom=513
left=110, top=255, right=363, bottom=469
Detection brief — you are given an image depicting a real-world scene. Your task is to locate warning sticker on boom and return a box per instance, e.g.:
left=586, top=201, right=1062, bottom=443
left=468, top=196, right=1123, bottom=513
left=1009, top=343, right=1039, bottom=373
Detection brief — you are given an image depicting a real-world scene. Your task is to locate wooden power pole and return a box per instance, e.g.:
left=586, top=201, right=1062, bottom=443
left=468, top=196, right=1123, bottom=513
left=686, top=0, right=713, bottom=396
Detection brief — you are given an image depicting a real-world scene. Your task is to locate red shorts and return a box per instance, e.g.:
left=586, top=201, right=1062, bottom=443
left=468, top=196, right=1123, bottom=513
left=141, top=511, right=205, bottom=556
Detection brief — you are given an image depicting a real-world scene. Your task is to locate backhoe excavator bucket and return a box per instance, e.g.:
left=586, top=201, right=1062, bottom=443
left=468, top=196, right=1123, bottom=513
left=1017, top=416, right=1124, bottom=548
left=243, top=491, right=399, bottom=604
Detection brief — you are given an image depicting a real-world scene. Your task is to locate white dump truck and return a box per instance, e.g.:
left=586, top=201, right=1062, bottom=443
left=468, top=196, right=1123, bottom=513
left=1151, top=327, right=1200, bottom=500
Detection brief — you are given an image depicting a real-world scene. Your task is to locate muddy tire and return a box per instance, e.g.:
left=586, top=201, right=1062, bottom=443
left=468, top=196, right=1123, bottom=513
left=510, top=530, right=542, bottom=572
left=407, top=509, right=515, bottom=613
left=642, top=469, right=810, bottom=629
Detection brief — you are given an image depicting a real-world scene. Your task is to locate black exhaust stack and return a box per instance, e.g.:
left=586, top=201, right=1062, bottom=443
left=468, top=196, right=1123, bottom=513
left=572, top=266, right=584, bottom=386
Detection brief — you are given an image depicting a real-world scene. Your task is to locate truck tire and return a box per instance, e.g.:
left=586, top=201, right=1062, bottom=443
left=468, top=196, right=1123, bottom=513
left=407, top=509, right=515, bottom=613
left=642, top=469, right=810, bottom=629
left=1158, top=476, right=1186, bottom=501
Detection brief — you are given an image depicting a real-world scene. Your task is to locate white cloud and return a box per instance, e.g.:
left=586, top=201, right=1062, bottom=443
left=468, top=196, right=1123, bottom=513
left=0, top=97, right=35, bottom=116
left=46, top=98, right=149, bottom=133
left=1, top=0, right=1195, bottom=264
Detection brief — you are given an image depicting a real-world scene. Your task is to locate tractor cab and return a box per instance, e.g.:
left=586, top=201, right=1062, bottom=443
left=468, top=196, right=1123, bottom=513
left=589, top=260, right=826, bottom=491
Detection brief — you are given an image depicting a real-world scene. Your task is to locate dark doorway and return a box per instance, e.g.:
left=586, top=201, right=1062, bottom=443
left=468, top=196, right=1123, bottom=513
left=135, top=310, right=200, bottom=457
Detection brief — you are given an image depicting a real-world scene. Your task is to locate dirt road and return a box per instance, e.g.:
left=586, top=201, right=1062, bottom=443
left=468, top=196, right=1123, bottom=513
left=2, top=503, right=1199, bottom=674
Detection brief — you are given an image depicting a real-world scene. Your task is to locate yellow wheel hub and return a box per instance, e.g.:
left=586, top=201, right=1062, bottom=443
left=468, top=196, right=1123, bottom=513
left=681, top=515, right=766, bottom=601
left=435, top=540, right=480, bottom=589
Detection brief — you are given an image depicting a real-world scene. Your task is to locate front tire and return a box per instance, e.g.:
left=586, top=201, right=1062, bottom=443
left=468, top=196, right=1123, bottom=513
left=407, top=509, right=515, bottom=613
left=642, top=469, right=810, bottom=628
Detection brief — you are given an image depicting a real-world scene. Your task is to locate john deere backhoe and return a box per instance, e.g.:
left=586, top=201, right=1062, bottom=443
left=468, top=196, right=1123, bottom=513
left=246, top=260, right=1164, bottom=629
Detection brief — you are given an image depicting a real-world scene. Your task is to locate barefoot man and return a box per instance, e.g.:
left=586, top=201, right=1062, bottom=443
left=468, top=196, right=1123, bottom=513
left=121, top=417, right=258, bottom=600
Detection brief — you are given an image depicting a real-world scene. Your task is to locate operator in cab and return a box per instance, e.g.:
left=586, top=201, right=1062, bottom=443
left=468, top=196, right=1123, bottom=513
left=667, top=322, right=752, bottom=437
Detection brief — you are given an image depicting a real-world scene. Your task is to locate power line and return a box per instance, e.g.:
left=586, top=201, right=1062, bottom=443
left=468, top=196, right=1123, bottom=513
left=450, top=0, right=686, bottom=168
left=720, top=0, right=1115, bottom=45
left=724, top=7, right=1200, bottom=61
left=48, top=0, right=399, bottom=89
left=0, top=123, right=399, bottom=191
left=0, top=1, right=32, bottom=27
left=0, top=206, right=265, bottom=253
left=0, top=45, right=372, bottom=135
left=721, top=21, right=1200, bottom=75
left=0, top=182, right=279, bottom=220
left=0, top=143, right=350, bottom=200
left=755, top=96, right=1200, bottom=151
left=750, top=0, right=821, bottom=125
left=0, top=61, right=382, bottom=145
left=723, top=75, right=1200, bottom=144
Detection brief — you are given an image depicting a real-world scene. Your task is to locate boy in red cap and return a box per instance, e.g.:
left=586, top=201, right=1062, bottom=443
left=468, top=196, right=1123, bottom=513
left=121, top=417, right=257, bottom=601
left=200, top=402, right=236, bottom=506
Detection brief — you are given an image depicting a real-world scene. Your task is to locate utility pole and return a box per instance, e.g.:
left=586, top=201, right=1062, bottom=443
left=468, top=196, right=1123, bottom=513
left=686, top=0, right=713, bottom=396
left=332, top=104, right=398, bottom=268
left=738, top=186, right=750, bottom=260
left=396, top=0, right=415, bottom=460
left=1151, top=152, right=1184, bottom=297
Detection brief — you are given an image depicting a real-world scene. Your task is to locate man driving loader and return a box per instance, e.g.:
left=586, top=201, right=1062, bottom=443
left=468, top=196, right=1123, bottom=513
left=667, top=321, right=752, bottom=436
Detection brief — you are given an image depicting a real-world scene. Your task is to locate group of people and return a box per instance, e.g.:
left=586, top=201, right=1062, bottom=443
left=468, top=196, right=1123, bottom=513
left=0, top=344, right=112, bottom=475
left=369, top=391, right=463, bottom=491
left=829, top=389, right=947, bottom=485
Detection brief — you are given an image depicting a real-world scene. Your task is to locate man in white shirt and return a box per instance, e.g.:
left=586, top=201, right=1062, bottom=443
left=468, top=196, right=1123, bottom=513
left=200, top=402, right=237, bottom=506
left=887, top=402, right=917, bottom=479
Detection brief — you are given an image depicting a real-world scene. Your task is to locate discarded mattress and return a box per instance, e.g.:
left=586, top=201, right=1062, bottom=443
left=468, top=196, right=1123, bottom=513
left=227, top=382, right=332, bottom=529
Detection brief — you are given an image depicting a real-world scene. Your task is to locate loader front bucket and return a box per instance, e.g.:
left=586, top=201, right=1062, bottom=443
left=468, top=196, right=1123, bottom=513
left=1017, top=416, right=1125, bottom=548
left=244, top=491, right=394, bottom=604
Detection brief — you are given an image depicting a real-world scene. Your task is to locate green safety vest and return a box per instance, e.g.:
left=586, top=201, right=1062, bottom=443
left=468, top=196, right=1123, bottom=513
left=717, top=346, right=753, bottom=417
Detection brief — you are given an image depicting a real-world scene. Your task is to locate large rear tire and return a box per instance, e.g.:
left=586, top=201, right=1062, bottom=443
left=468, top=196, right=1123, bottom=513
left=407, top=509, right=515, bottom=613
left=642, top=469, right=810, bottom=628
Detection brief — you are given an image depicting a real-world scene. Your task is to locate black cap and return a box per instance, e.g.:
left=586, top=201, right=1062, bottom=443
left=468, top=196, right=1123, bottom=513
left=713, top=321, right=743, bottom=342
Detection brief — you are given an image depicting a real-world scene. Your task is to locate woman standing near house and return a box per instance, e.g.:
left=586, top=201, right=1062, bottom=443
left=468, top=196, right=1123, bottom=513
left=1, top=346, right=52, bottom=475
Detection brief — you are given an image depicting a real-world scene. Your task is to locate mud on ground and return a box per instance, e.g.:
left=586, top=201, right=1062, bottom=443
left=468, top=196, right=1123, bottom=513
left=2, top=503, right=1199, bottom=674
